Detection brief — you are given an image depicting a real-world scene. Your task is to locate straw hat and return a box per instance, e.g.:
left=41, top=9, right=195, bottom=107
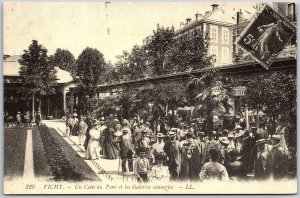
left=228, top=132, right=235, bottom=138
left=219, top=137, right=230, bottom=145
left=235, top=130, right=245, bottom=138
left=114, top=131, right=122, bottom=137
left=255, top=139, right=266, bottom=146
left=271, top=134, right=281, bottom=140
left=157, top=133, right=164, bottom=138
left=168, top=132, right=176, bottom=137
left=234, top=125, right=242, bottom=130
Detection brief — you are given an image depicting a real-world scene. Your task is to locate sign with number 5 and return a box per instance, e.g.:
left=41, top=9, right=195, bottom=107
left=237, top=4, right=296, bottom=69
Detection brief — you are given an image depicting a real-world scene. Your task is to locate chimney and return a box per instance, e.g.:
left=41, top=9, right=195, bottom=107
left=237, top=9, right=243, bottom=25
left=195, top=13, right=202, bottom=21
left=180, top=22, right=184, bottom=29
left=186, top=18, right=192, bottom=24
left=211, top=4, right=219, bottom=11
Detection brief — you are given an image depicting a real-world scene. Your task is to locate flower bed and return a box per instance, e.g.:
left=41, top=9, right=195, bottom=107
left=38, top=125, right=87, bottom=181
left=32, top=128, right=52, bottom=179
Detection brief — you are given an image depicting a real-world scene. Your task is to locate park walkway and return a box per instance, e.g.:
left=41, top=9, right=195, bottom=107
left=43, top=120, right=125, bottom=182
left=23, top=129, right=34, bottom=180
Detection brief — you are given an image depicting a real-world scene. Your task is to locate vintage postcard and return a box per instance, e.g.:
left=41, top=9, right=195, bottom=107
left=3, top=1, right=297, bottom=194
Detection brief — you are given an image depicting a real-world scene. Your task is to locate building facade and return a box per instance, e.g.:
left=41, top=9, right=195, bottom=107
left=174, top=4, right=234, bottom=67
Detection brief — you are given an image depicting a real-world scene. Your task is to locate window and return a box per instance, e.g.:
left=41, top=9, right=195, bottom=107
left=222, top=47, right=230, bottom=65
left=222, top=28, right=229, bottom=44
left=288, top=3, right=296, bottom=21
left=210, top=25, right=218, bottom=42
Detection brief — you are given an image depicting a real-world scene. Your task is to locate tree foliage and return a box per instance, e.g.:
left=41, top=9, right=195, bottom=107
left=18, top=40, right=57, bottom=98
left=49, top=48, right=76, bottom=75
left=76, top=47, right=107, bottom=97
left=145, top=24, right=175, bottom=76
left=165, top=29, right=213, bottom=72
left=189, top=71, right=234, bottom=131
left=111, top=45, right=149, bottom=82
left=245, top=71, right=296, bottom=130
left=111, top=24, right=212, bottom=82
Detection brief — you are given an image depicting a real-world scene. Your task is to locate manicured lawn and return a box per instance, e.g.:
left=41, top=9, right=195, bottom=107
left=4, top=128, right=27, bottom=180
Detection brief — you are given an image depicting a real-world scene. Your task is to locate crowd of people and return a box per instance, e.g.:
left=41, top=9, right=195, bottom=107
left=64, top=112, right=296, bottom=183
left=4, top=111, right=42, bottom=127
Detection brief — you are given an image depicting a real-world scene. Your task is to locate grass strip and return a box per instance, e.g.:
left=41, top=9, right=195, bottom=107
left=4, top=128, right=27, bottom=179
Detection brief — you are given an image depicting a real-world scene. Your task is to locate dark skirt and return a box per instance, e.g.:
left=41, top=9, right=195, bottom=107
left=102, top=136, right=118, bottom=159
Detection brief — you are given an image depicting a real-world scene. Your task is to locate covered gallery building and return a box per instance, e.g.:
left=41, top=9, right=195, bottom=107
left=3, top=55, right=75, bottom=119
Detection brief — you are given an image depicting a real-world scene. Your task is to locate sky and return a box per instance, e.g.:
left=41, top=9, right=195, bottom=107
left=4, top=2, right=257, bottom=64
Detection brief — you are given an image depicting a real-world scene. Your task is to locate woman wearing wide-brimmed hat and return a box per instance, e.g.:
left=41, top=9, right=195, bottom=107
left=71, top=113, right=79, bottom=136
left=101, top=124, right=119, bottom=159
left=78, top=116, right=88, bottom=145
left=86, top=119, right=101, bottom=160
left=149, top=152, right=170, bottom=182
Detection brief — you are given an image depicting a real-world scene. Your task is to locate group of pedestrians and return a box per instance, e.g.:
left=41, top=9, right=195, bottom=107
left=4, top=111, right=41, bottom=127
left=64, top=112, right=295, bottom=183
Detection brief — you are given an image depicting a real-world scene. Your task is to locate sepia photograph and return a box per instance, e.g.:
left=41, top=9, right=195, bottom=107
left=3, top=1, right=297, bottom=194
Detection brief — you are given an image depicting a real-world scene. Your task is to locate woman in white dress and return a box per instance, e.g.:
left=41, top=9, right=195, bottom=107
left=86, top=120, right=101, bottom=160
left=149, top=152, right=170, bottom=182
left=275, top=119, right=289, bottom=155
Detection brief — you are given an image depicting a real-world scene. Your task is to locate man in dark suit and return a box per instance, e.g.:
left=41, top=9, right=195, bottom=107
left=119, top=128, right=134, bottom=173
left=35, top=111, right=41, bottom=126
left=271, top=135, right=288, bottom=180
left=163, top=132, right=182, bottom=180
left=240, top=130, right=254, bottom=176
left=254, top=139, right=274, bottom=181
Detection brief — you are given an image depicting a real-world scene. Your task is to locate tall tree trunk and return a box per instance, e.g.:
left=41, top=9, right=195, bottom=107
left=47, top=95, right=50, bottom=116
left=32, top=94, right=35, bottom=122
left=39, top=95, right=42, bottom=117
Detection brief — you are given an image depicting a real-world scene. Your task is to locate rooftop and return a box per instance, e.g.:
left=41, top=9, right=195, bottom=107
left=88, top=57, right=296, bottom=91
left=3, top=55, right=73, bottom=84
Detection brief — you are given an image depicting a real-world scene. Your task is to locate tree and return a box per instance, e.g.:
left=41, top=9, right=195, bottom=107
left=18, top=40, right=57, bottom=116
left=76, top=47, right=107, bottom=109
left=145, top=24, right=175, bottom=76
left=49, top=48, right=76, bottom=74
left=113, top=46, right=149, bottom=82
left=188, top=71, right=234, bottom=131
left=165, top=29, right=213, bottom=72
left=126, top=45, right=149, bottom=80
left=245, top=71, right=296, bottom=133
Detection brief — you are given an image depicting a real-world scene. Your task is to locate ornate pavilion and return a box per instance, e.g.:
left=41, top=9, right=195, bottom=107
left=3, top=55, right=75, bottom=119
